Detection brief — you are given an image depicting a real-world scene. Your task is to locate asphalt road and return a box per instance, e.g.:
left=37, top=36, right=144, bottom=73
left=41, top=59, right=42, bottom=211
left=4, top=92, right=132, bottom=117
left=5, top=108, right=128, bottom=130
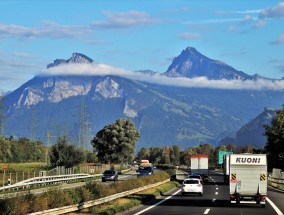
left=122, top=171, right=284, bottom=215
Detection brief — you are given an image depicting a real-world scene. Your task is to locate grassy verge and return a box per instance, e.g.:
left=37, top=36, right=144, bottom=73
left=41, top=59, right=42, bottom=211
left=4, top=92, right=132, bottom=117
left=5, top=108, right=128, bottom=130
left=71, top=181, right=180, bottom=215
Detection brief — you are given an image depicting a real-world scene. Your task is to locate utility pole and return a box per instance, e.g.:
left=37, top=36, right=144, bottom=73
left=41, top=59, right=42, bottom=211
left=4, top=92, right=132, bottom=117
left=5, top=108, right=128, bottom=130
left=0, top=90, right=5, bottom=137
left=79, top=98, right=92, bottom=150
left=46, top=129, right=56, bottom=165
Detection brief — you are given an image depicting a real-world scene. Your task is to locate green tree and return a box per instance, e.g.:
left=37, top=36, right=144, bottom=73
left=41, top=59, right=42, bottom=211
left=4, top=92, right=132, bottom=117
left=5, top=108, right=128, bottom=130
left=136, top=147, right=150, bottom=162
left=91, top=119, right=140, bottom=164
left=49, top=137, right=86, bottom=168
left=265, top=106, right=284, bottom=170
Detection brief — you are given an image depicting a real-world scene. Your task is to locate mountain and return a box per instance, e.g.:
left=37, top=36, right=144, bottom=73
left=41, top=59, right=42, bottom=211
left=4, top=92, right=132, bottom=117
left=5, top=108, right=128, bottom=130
left=219, top=108, right=276, bottom=148
left=3, top=48, right=284, bottom=150
left=164, top=47, right=252, bottom=80
left=47, top=53, right=93, bottom=68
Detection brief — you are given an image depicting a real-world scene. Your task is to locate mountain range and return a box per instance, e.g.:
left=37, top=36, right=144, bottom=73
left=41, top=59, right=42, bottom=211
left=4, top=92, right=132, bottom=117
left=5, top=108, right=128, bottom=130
left=3, top=47, right=284, bottom=150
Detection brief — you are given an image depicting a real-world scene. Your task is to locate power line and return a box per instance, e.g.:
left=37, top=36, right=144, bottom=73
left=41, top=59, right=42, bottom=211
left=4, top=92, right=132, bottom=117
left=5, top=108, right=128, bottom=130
left=0, top=90, right=5, bottom=137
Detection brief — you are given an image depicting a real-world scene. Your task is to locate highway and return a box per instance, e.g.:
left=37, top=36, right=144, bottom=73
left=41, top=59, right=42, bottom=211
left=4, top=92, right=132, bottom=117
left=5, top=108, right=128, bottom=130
left=121, top=171, right=284, bottom=215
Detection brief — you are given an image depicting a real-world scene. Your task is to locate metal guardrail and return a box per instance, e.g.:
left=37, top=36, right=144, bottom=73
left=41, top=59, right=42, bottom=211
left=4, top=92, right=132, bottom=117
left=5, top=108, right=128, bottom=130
left=0, top=173, right=100, bottom=192
left=0, top=168, right=132, bottom=193
left=28, top=179, right=170, bottom=215
left=268, top=176, right=284, bottom=185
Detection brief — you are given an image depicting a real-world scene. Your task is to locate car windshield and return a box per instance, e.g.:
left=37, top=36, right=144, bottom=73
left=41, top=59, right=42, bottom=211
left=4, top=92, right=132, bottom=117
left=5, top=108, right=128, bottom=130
left=138, top=166, right=152, bottom=172
left=104, top=170, right=115, bottom=174
left=184, top=180, right=199, bottom=184
left=189, top=175, right=201, bottom=179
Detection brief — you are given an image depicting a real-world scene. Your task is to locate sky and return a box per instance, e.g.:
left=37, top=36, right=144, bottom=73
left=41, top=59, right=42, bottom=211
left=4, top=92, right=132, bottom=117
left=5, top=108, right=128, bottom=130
left=0, top=0, right=284, bottom=92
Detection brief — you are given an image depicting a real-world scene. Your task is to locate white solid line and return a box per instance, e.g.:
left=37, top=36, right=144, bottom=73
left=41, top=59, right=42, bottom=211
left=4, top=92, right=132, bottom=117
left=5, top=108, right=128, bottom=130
left=133, top=189, right=181, bottom=215
left=267, top=197, right=284, bottom=215
left=203, top=209, right=210, bottom=214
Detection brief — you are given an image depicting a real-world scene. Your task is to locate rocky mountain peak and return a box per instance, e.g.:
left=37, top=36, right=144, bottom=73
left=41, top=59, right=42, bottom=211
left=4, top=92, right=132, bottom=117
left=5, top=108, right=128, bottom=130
left=164, top=46, right=252, bottom=80
left=67, top=53, right=93, bottom=64
left=47, top=53, right=93, bottom=69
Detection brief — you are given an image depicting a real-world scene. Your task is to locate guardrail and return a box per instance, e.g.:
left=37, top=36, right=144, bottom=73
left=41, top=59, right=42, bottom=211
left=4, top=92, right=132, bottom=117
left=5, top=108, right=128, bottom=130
left=0, top=168, right=133, bottom=193
left=0, top=174, right=99, bottom=192
left=28, top=179, right=170, bottom=215
left=268, top=176, right=284, bottom=190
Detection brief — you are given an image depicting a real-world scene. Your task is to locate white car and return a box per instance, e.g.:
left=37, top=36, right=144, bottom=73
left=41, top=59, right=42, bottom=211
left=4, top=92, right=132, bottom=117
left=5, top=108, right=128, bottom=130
left=181, top=178, right=203, bottom=196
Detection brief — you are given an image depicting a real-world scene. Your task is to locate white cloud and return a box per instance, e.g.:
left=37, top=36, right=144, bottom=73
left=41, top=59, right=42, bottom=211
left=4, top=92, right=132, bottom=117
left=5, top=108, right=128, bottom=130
left=253, top=20, right=267, bottom=28
left=0, top=21, right=89, bottom=40
left=270, top=33, right=284, bottom=44
left=259, top=2, right=284, bottom=19
left=177, top=33, right=203, bottom=39
left=90, top=11, right=160, bottom=29
left=42, top=63, right=284, bottom=90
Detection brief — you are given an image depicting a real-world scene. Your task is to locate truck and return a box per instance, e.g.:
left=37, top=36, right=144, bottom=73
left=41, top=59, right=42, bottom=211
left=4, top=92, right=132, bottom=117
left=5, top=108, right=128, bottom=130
left=229, top=154, right=267, bottom=207
left=223, top=153, right=230, bottom=184
left=190, top=154, right=209, bottom=183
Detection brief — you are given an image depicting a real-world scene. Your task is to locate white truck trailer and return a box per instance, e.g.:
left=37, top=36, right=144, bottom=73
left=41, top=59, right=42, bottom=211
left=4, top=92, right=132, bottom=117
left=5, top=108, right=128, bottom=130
left=191, top=154, right=209, bottom=182
left=229, top=154, right=267, bottom=207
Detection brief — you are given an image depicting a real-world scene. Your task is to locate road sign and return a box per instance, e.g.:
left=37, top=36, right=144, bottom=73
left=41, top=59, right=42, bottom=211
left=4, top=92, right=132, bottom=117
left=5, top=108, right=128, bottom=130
left=2, top=165, right=7, bottom=169
left=218, top=151, right=233, bottom=164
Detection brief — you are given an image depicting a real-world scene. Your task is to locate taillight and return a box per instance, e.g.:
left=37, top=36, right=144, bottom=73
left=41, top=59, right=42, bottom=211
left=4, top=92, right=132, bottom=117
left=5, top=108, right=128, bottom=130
left=261, top=195, right=266, bottom=199
left=197, top=184, right=202, bottom=187
left=230, top=195, right=235, bottom=199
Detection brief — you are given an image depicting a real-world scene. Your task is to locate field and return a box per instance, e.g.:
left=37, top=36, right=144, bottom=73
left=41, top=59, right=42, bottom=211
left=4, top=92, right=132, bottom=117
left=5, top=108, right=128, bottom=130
left=0, top=162, right=48, bottom=186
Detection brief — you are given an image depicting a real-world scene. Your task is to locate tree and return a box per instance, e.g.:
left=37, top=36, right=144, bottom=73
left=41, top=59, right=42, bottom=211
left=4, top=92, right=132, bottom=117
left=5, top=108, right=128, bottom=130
left=265, top=106, right=284, bottom=170
left=91, top=119, right=140, bottom=164
left=49, top=136, right=86, bottom=168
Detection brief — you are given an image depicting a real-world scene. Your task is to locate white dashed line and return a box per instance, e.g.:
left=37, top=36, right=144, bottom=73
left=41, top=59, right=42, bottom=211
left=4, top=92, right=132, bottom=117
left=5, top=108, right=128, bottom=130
left=216, top=187, right=218, bottom=190
left=215, top=192, right=218, bottom=195
left=212, top=199, right=216, bottom=202
left=203, top=209, right=210, bottom=214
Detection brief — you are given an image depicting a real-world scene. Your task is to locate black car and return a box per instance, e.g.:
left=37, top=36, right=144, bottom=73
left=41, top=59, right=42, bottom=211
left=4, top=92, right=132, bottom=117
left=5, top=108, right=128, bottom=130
left=102, top=170, right=118, bottom=182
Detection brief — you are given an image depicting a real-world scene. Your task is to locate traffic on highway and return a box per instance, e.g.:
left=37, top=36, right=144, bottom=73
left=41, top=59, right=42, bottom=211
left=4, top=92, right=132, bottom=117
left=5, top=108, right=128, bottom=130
left=122, top=170, right=284, bottom=215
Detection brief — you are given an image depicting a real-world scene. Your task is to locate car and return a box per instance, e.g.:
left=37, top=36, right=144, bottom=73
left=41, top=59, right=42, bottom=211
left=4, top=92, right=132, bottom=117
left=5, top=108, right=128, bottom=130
left=102, top=170, right=118, bottom=182
left=137, top=165, right=154, bottom=177
left=181, top=178, right=203, bottom=196
left=188, top=174, right=203, bottom=184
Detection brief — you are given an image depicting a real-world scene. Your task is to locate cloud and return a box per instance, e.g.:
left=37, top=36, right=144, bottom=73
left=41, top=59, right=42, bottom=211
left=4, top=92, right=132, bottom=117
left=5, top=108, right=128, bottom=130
left=0, top=21, right=89, bottom=40
left=270, top=33, right=284, bottom=44
left=90, top=11, right=160, bottom=29
left=161, top=7, right=190, bottom=14
left=42, top=63, right=284, bottom=90
left=259, top=2, right=284, bottom=19
left=215, top=9, right=262, bottom=15
left=177, top=33, right=203, bottom=39
left=12, top=52, right=34, bottom=58
left=253, top=20, right=267, bottom=28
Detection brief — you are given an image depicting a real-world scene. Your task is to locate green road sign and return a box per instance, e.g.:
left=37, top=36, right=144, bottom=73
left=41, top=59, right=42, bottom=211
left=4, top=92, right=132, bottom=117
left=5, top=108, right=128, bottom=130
left=218, top=151, right=233, bottom=164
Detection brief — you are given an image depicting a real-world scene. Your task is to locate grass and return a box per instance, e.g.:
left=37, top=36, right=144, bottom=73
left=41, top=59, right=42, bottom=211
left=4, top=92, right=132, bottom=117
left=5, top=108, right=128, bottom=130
left=0, top=162, right=48, bottom=172
left=71, top=181, right=180, bottom=215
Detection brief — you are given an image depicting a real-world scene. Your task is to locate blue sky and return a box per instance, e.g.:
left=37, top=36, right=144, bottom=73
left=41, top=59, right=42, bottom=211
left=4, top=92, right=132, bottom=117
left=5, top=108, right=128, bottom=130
left=0, top=0, right=284, bottom=92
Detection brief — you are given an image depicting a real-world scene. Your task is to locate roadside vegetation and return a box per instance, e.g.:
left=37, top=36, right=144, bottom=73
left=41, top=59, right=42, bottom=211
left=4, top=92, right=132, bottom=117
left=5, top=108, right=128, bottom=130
left=0, top=171, right=170, bottom=215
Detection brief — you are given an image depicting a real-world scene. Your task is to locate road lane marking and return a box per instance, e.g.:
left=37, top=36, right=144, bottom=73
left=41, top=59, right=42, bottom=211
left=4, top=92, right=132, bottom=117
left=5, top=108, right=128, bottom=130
left=203, top=209, right=210, bottom=214
left=216, top=187, right=218, bottom=190
left=212, top=199, right=216, bottom=202
left=133, top=189, right=181, bottom=215
left=267, top=197, right=284, bottom=215
left=215, top=192, right=218, bottom=195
